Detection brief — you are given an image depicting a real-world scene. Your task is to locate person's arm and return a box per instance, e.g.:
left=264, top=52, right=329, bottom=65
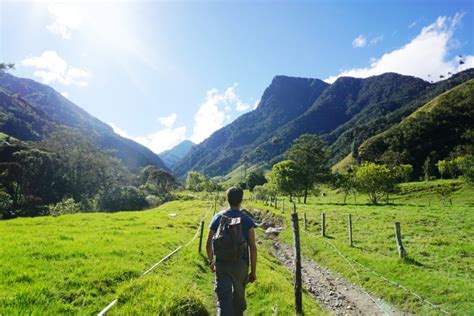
left=206, top=229, right=216, bottom=271
left=248, top=227, right=257, bottom=282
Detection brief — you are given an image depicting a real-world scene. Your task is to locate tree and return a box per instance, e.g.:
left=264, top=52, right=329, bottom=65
left=333, top=173, right=356, bottom=204
left=246, top=171, right=267, bottom=191
left=284, top=134, right=330, bottom=203
left=185, top=171, right=206, bottom=192
left=351, top=140, right=359, bottom=162
left=354, top=162, right=397, bottom=204
left=268, top=160, right=305, bottom=202
left=40, top=128, right=130, bottom=201
left=95, top=186, right=148, bottom=212
left=392, top=164, right=413, bottom=183
left=140, top=166, right=178, bottom=193
left=0, top=63, right=15, bottom=72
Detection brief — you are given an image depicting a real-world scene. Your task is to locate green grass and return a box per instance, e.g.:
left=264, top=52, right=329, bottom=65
left=244, top=179, right=474, bottom=315
left=0, top=198, right=323, bottom=315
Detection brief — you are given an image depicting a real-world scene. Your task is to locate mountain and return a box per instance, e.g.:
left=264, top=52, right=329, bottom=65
left=0, top=72, right=168, bottom=171
left=357, top=79, right=474, bottom=175
left=175, top=69, right=474, bottom=178
left=173, top=76, right=329, bottom=177
left=159, top=140, right=194, bottom=169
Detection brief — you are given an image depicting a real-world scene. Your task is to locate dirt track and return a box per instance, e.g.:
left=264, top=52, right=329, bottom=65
left=269, top=238, right=405, bottom=315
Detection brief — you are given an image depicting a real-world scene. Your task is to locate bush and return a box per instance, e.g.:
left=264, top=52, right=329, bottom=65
left=49, top=198, right=82, bottom=216
left=0, top=189, right=12, bottom=211
left=95, top=186, right=148, bottom=212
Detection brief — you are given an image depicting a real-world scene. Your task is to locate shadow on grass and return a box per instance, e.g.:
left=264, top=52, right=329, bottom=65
left=402, top=256, right=424, bottom=267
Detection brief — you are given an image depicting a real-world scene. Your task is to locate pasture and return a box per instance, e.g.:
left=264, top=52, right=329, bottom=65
left=245, top=179, right=474, bottom=315
left=0, top=199, right=322, bottom=315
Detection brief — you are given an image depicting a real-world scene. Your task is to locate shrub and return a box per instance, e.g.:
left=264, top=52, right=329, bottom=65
left=95, top=186, right=148, bottom=212
left=49, top=198, right=82, bottom=216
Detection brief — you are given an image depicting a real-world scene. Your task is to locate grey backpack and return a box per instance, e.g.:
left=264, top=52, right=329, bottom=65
left=212, top=212, right=248, bottom=262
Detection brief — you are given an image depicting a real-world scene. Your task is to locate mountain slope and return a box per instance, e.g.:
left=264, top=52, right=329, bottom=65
left=173, top=76, right=329, bottom=177
left=0, top=73, right=168, bottom=171
left=358, top=79, right=474, bottom=174
left=159, top=140, right=194, bottom=169
left=245, top=73, right=430, bottom=166
left=327, top=68, right=474, bottom=165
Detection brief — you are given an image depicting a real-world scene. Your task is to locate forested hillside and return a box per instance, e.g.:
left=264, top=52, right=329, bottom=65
left=175, top=69, right=474, bottom=177
left=357, top=79, right=474, bottom=175
left=173, top=76, right=329, bottom=177
left=0, top=72, right=168, bottom=171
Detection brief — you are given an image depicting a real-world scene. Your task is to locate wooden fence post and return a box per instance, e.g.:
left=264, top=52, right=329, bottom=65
left=198, top=221, right=204, bottom=253
left=348, top=214, right=353, bottom=247
left=291, top=203, right=303, bottom=314
left=321, top=212, right=326, bottom=237
left=303, top=213, right=307, bottom=231
left=394, top=222, right=406, bottom=258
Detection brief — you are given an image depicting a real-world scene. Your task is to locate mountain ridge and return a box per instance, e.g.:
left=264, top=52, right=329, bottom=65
left=174, top=69, right=474, bottom=178
left=0, top=72, right=168, bottom=171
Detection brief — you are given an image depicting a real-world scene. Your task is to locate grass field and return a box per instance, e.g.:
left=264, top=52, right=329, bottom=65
left=0, top=198, right=323, bottom=315
left=244, top=179, right=474, bottom=315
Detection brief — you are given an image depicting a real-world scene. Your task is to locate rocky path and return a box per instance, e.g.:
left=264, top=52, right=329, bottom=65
left=268, top=238, right=405, bottom=315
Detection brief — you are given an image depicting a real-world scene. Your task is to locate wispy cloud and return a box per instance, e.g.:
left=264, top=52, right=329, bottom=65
left=327, top=13, right=472, bottom=83
left=158, top=113, right=177, bottom=128
left=370, top=35, right=384, bottom=45
left=352, top=34, right=367, bottom=48
left=46, top=3, right=82, bottom=39
left=21, top=50, right=90, bottom=87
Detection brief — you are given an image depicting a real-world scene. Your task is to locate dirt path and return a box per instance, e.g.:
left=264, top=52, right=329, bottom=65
left=267, top=237, right=405, bottom=315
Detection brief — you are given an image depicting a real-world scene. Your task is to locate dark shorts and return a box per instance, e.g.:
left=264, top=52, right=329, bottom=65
left=215, top=260, right=249, bottom=316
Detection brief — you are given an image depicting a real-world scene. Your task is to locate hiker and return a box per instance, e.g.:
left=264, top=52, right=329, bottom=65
left=206, top=186, right=257, bottom=316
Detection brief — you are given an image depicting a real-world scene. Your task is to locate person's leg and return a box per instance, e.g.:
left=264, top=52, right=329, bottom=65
left=231, top=260, right=249, bottom=316
left=215, top=262, right=234, bottom=316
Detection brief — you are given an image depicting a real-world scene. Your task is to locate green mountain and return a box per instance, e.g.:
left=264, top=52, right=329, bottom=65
left=175, top=69, right=474, bottom=178
left=173, top=76, right=329, bottom=177
left=357, top=79, right=474, bottom=175
left=159, top=140, right=194, bottom=169
left=0, top=72, right=168, bottom=171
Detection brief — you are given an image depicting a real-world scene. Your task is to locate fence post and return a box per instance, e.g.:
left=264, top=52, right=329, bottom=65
left=394, top=222, right=406, bottom=258
left=291, top=203, right=303, bottom=314
left=303, top=213, right=307, bottom=231
left=321, top=212, right=326, bottom=237
left=198, top=220, right=204, bottom=253
left=348, top=214, right=353, bottom=247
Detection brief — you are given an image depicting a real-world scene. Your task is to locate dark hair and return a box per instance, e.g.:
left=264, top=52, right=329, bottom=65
left=227, top=186, right=243, bottom=207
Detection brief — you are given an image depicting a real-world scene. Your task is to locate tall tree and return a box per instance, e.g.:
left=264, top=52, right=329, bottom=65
left=268, top=160, right=305, bottom=202
left=285, top=134, right=330, bottom=203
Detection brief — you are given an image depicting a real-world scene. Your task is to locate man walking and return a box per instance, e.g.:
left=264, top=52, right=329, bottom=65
left=206, top=187, right=257, bottom=316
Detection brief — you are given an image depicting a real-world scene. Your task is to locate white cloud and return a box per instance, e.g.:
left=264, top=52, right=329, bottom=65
left=46, top=3, right=82, bottom=39
left=21, top=50, right=90, bottom=87
left=60, top=91, right=69, bottom=98
left=158, top=113, right=177, bottom=128
left=326, top=13, right=472, bottom=83
left=190, top=84, right=250, bottom=143
left=108, top=121, right=187, bottom=154
left=134, top=126, right=187, bottom=154
left=352, top=34, right=367, bottom=48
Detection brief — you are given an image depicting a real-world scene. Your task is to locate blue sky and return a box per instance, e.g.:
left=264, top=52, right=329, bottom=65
left=1, top=0, right=473, bottom=153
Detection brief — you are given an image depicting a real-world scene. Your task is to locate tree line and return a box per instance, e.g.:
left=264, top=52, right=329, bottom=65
left=250, top=132, right=474, bottom=205
left=0, top=128, right=179, bottom=219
